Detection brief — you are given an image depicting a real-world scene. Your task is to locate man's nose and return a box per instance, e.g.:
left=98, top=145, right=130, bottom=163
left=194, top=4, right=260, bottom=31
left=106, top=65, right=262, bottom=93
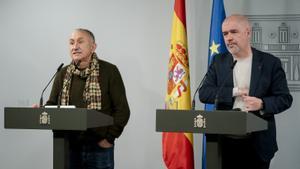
left=227, top=33, right=232, bottom=39
left=226, top=33, right=233, bottom=41
left=73, top=43, right=80, bottom=50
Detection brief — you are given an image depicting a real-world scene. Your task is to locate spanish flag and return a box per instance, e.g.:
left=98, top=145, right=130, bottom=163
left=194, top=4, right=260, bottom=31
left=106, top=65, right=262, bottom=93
left=163, top=0, right=194, bottom=168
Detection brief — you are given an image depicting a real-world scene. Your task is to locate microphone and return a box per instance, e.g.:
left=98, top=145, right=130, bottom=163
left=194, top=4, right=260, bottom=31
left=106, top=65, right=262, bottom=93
left=232, top=108, right=241, bottom=111
left=57, top=60, right=79, bottom=107
left=39, top=63, right=64, bottom=107
left=192, top=62, right=215, bottom=110
left=230, top=59, right=237, bottom=69
left=214, top=60, right=237, bottom=110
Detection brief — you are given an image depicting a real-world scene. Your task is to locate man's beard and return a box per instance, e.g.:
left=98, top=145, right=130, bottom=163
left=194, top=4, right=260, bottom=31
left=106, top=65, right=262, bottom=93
left=226, top=44, right=240, bottom=55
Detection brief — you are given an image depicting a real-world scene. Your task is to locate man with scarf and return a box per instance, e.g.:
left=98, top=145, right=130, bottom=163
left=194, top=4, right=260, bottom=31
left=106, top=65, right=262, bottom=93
left=46, top=28, right=130, bottom=169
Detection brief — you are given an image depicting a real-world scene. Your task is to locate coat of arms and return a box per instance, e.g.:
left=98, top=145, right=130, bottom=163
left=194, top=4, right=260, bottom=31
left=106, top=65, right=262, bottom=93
left=39, top=111, right=50, bottom=125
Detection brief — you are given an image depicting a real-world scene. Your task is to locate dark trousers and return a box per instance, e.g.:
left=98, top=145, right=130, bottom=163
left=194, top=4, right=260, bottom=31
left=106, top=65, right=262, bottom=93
left=221, top=136, right=270, bottom=169
left=69, top=141, right=114, bottom=169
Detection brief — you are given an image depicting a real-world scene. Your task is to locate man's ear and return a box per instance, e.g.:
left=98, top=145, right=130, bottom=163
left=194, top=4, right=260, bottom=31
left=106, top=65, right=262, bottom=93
left=246, top=28, right=251, bottom=38
left=92, top=43, right=97, bottom=51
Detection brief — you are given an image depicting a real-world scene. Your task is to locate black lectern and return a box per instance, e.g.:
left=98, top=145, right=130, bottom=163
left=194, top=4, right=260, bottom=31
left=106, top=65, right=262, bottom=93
left=156, top=109, right=267, bottom=169
left=4, top=107, right=113, bottom=169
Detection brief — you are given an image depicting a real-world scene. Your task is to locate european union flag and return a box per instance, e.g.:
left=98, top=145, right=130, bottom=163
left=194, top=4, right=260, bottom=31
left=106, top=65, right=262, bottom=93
left=208, top=0, right=227, bottom=65
left=202, top=0, right=227, bottom=168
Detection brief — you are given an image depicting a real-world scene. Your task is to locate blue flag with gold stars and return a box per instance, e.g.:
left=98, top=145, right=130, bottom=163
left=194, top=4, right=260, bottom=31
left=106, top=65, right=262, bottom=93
left=207, top=0, right=227, bottom=65
left=202, top=0, right=226, bottom=169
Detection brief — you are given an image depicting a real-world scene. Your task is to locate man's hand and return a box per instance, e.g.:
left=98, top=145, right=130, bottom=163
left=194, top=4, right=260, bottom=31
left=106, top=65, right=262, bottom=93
left=98, top=139, right=113, bottom=148
left=32, top=104, right=39, bottom=108
left=242, top=96, right=263, bottom=111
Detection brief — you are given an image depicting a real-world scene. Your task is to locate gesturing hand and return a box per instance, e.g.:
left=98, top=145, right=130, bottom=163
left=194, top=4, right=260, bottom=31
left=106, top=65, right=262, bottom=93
left=242, top=96, right=263, bottom=112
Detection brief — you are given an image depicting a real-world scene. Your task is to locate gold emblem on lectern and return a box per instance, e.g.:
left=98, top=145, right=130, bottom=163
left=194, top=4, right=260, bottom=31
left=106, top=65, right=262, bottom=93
left=39, top=111, right=50, bottom=125
left=194, top=114, right=206, bottom=128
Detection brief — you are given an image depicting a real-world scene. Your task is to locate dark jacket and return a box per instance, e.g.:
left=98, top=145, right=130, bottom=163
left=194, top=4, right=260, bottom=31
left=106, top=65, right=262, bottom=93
left=47, top=59, right=130, bottom=144
left=198, top=48, right=293, bottom=161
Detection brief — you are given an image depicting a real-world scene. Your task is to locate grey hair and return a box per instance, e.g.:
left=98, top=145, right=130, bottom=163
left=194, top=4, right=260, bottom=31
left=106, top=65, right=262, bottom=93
left=75, top=28, right=96, bottom=42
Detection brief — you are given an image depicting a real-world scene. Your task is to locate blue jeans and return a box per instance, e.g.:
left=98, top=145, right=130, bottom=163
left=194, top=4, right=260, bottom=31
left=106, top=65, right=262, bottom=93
left=69, top=142, right=114, bottom=169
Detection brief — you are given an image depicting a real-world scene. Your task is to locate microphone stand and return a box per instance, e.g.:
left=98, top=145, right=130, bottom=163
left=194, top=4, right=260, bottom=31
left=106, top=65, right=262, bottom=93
left=191, top=63, right=215, bottom=110
left=214, top=60, right=237, bottom=110
left=39, top=63, right=64, bottom=107
left=57, top=60, right=80, bottom=108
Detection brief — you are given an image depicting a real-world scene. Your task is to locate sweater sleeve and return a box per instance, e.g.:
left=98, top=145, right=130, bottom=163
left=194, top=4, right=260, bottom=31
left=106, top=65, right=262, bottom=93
left=105, top=66, right=130, bottom=143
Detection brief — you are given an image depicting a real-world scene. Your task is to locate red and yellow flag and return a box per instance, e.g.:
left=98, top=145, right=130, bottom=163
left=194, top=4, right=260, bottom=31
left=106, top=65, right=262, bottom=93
left=163, top=0, right=194, bottom=169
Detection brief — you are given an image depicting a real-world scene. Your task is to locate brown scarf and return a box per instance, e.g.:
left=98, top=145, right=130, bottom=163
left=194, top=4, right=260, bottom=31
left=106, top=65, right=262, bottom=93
left=60, top=53, right=101, bottom=110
